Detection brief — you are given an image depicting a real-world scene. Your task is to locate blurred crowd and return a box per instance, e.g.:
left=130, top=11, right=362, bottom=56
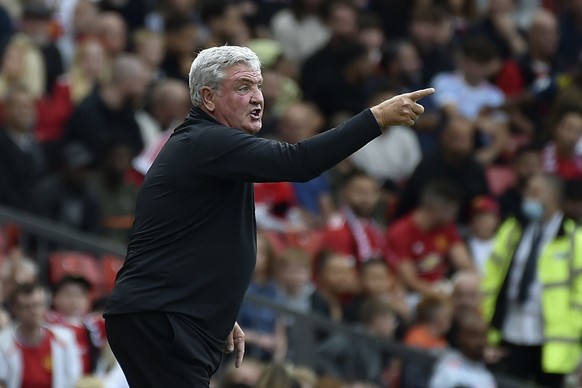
left=1, top=0, right=582, bottom=387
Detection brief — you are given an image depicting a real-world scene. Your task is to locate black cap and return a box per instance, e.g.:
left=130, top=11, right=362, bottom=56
left=53, top=275, right=93, bottom=294
left=22, top=3, right=54, bottom=20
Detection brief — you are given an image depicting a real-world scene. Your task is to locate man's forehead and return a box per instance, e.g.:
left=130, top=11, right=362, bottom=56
left=225, top=64, right=262, bottom=82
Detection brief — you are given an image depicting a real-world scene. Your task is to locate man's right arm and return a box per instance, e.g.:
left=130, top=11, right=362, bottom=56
left=398, top=261, right=447, bottom=300
left=194, top=89, right=434, bottom=183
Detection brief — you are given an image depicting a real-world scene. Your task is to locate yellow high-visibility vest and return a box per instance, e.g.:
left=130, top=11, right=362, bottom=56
left=482, top=217, right=582, bottom=373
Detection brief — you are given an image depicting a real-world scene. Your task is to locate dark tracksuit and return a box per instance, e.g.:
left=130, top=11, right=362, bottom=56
left=104, top=107, right=382, bottom=387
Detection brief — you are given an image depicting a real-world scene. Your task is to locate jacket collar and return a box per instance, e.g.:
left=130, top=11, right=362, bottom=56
left=187, top=107, right=219, bottom=124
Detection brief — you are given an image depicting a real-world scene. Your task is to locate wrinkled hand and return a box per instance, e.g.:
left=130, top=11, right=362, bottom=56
left=224, top=322, right=245, bottom=368
left=370, top=88, right=435, bottom=128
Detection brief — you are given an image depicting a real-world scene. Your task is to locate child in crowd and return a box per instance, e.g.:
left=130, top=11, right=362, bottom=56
left=465, top=195, right=500, bottom=273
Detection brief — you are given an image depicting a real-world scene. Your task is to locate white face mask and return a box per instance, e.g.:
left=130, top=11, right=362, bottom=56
left=521, top=199, right=544, bottom=221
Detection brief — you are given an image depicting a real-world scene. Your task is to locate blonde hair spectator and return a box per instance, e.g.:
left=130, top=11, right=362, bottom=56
left=69, top=38, right=109, bottom=103
left=0, top=33, right=45, bottom=99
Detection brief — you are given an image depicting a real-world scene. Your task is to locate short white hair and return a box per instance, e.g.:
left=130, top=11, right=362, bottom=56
left=188, top=46, right=261, bottom=107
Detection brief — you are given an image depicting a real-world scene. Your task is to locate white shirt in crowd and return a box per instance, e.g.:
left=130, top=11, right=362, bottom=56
left=429, top=350, right=497, bottom=388
left=502, top=212, right=563, bottom=345
left=270, top=8, right=330, bottom=63
left=350, top=126, right=421, bottom=183
left=467, top=236, right=495, bottom=275
left=431, top=72, right=506, bottom=121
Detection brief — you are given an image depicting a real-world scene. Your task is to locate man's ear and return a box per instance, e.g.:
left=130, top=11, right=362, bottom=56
left=201, top=87, right=215, bottom=112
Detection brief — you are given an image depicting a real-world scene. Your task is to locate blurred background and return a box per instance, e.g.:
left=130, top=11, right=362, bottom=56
left=0, top=0, right=581, bottom=387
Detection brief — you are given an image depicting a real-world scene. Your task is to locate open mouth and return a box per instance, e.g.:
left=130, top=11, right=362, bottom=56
left=249, top=108, right=262, bottom=120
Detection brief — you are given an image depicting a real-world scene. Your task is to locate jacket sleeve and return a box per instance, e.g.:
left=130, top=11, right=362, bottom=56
left=571, top=230, right=582, bottom=333
left=192, top=109, right=382, bottom=182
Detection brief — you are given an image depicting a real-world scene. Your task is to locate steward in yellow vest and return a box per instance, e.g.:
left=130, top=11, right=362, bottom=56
left=482, top=173, right=582, bottom=387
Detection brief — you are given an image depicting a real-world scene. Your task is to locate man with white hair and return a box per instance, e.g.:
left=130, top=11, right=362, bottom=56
left=104, top=45, right=433, bottom=387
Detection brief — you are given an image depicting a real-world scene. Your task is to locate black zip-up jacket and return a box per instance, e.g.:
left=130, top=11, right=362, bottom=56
left=104, top=107, right=381, bottom=351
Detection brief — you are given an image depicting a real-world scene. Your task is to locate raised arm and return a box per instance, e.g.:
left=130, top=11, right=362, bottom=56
left=194, top=89, right=435, bottom=183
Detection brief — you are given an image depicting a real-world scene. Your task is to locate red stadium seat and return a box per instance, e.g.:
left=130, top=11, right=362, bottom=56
left=49, top=252, right=101, bottom=299
left=486, top=166, right=515, bottom=197
left=101, top=255, right=124, bottom=293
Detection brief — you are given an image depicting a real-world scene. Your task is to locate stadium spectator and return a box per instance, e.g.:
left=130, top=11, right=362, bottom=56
left=277, top=102, right=334, bottom=224
left=396, top=117, right=490, bottom=221
left=238, top=232, right=287, bottom=362
left=160, top=17, right=199, bottom=83
left=499, top=9, right=564, bottom=138
left=404, top=296, right=452, bottom=350
left=562, top=178, right=582, bottom=221
left=408, top=6, right=456, bottom=86
left=557, top=0, right=582, bottom=68
left=429, top=314, right=497, bottom=388
left=1, top=248, right=39, bottom=308
left=498, top=144, right=541, bottom=219
left=542, top=104, right=582, bottom=179
left=483, top=173, right=582, bottom=387
left=132, top=29, right=166, bottom=81
left=56, top=0, right=101, bottom=69
left=135, top=78, right=190, bottom=152
left=0, top=283, right=81, bottom=388
left=323, top=172, right=385, bottom=265
left=311, top=251, right=359, bottom=323
left=47, top=275, right=105, bottom=375
left=200, top=0, right=246, bottom=48
left=350, top=89, right=422, bottom=183
left=0, top=33, right=45, bottom=100
left=275, top=248, right=314, bottom=313
left=381, top=40, right=427, bottom=94
left=89, top=140, right=138, bottom=244
left=357, top=13, right=385, bottom=67
left=270, top=0, right=329, bottom=64
left=97, top=12, right=128, bottom=61
left=466, top=195, right=500, bottom=273
left=345, top=259, right=410, bottom=325
left=256, top=363, right=300, bottom=388
left=64, top=54, right=149, bottom=164
left=34, top=142, right=102, bottom=233
left=446, top=271, right=483, bottom=348
left=470, top=0, right=527, bottom=60
left=0, top=85, right=45, bottom=210
left=386, top=180, right=474, bottom=304
left=315, top=299, right=397, bottom=385
left=432, top=36, right=510, bottom=165
left=19, top=3, right=65, bottom=97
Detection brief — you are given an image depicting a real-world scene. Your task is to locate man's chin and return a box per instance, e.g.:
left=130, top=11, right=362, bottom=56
left=243, top=122, right=262, bottom=135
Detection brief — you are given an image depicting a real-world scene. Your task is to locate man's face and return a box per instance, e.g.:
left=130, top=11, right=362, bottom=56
left=426, top=200, right=459, bottom=228
left=555, top=112, right=582, bottom=148
left=452, top=280, right=481, bottom=318
left=321, top=256, right=358, bottom=295
left=278, top=262, right=311, bottom=294
left=442, top=119, right=475, bottom=162
left=344, top=176, right=380, bottom=218
left=14, top=289, right=46, bottom=328
left=209, top=64, right=264, bottom=135
left=4, top=91, right=36, bottom=133
left=53, top=284, right=90, bottom=317
left=524, top=175, right=552, bottom=214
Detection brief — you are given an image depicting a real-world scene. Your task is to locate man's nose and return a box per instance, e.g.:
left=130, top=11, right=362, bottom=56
left=250, top=89, right=264, bottom=105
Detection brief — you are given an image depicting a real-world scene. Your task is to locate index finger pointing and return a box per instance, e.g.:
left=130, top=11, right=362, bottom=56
left=406, top=88, right=435, bottom=102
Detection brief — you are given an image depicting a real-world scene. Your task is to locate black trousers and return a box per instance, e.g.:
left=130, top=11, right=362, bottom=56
left=498, top=341, right=565, bottom=388
left=105, top=312, right=223, bottom=388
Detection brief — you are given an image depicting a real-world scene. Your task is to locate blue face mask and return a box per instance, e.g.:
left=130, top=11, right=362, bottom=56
left=522, top=199, right=544, bottom=221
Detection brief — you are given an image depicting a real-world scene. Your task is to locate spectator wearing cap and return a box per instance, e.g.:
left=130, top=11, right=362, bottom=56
left=0, top=283, right=81, bottom=388
left=323, top=172, right=385, bottom=265
left=386, top=180, right=474, bottom=305
left=0, top=85, right=45, bottom=210
left=466, top=195, right=500, bottom=273
left=34, top=142, right=102, bottom=234
left=89, top=140, right=139, bottom=244
left=396, top=117, right=490, bottom=223
left=498, top=144, right=541, bottom=219
left=64, top=54, right=149, bottom=164
left=483, top=173, right=582, bottom=387
left=431, top=36, right=510, bottom=166
left=47, top=276, right=105, bottom=376
left=542, top=105, right=582, bottom=180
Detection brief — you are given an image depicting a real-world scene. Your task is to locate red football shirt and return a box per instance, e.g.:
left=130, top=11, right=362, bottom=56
left=385, top=214, right=461, bottom=283
left=18, top=329, right=53, bottom=388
